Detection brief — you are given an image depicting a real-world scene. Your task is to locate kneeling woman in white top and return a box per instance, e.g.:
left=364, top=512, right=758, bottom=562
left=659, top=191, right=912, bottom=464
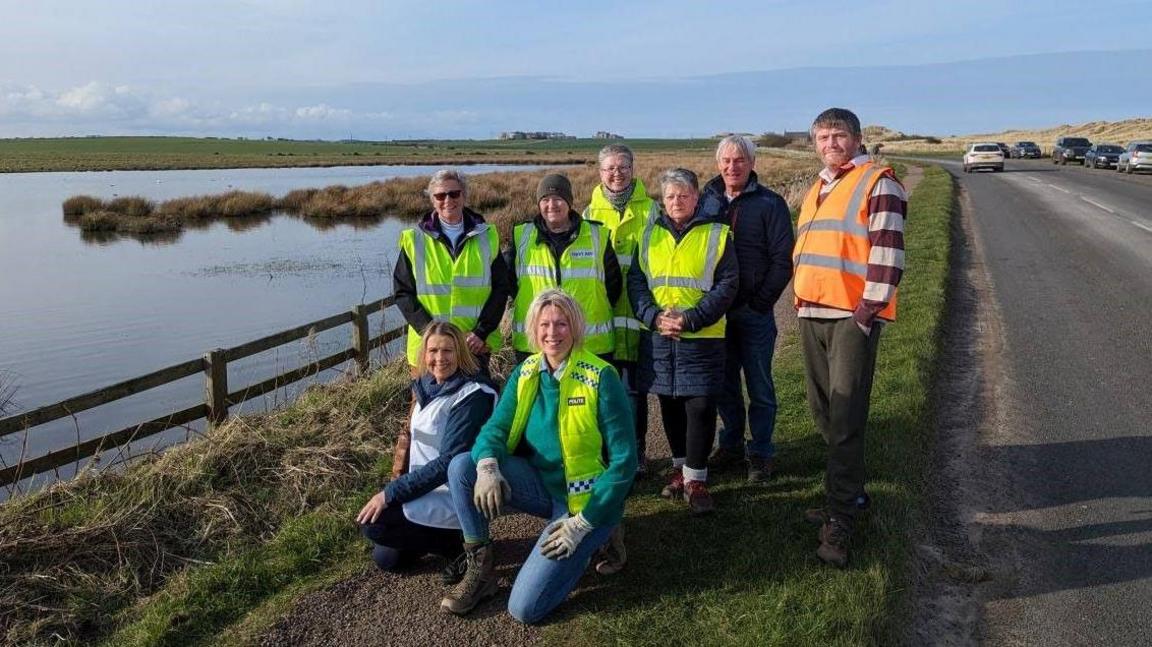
left=356, top=321, right=497, bottom=582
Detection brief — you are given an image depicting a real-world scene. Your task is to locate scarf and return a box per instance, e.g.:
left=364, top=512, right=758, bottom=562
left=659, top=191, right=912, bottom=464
left=602, top=181, right=636, bottom=213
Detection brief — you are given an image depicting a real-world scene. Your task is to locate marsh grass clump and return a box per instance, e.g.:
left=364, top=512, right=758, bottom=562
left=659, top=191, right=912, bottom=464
left=105, top=196, right=155, bottom=219
left=62, top=195, right=105, bottom=218
left=218, top=190, right=275, bottom=218
left=0, top=360, right=415, bottom=644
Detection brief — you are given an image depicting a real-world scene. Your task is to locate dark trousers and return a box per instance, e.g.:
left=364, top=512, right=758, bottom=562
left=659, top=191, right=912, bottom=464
left=613, top=360, right=649, bottom=459
left=716, top=305, right=779, bottom=458
left=360, top=504, right=463, bottom=561
left=799, top=317, right=881, bottom=519
left=657, top=395, right=716, bottom=470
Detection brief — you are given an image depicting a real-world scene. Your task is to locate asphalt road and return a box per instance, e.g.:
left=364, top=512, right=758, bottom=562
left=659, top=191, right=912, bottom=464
left=932, top=157, right=1152, bottom=645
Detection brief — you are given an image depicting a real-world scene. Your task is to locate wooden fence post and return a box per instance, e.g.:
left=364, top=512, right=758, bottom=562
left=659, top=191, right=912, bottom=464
left=204, top=349, right=229, bottom=426
left=351, top=304, right=370, bottom=376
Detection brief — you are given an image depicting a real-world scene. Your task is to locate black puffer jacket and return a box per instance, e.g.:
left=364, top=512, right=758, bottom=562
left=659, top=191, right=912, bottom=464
left=627, top=210, right=739, bottom=397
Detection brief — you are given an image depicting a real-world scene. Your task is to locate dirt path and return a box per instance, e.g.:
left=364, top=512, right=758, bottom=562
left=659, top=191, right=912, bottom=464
left=260, top=163, right=925, bottom=646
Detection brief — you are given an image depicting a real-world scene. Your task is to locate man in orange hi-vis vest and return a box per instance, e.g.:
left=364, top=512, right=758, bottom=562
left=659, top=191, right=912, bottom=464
left=793, top=108, right=907, bottom=569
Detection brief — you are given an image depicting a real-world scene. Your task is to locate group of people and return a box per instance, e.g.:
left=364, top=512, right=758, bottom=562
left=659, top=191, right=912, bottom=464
left=356, top=107, right=907, bottom=623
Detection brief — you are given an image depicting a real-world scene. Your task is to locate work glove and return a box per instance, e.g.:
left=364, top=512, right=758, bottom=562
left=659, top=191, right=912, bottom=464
left=473, top=457, right=510, bottom=520
left=540, top=512, right=594, bottom=560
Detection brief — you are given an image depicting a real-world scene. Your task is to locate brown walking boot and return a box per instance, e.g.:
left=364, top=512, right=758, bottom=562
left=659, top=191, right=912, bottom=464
left=817, top=516, right=853, bottom=569
left=660, top=469, right=685, bottom=499
left=594, top=525, right=627, bottom=575
left=746, top=455, right=775, bottom=484
left=683, top=480, right=716, bottom=516
left=440, top=542, right=498, bottom=615
left=803, top=507, right=829, bottom=526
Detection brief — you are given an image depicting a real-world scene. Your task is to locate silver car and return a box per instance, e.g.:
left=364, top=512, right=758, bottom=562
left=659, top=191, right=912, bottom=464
left=1118, top=141, right=1152, bottom=174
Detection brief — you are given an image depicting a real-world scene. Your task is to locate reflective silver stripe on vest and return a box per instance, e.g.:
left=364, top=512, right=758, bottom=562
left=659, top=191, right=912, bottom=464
left=520, top=265, right=555, bottom=278
left=412, top=231, right=431, bottom=293
left=451, top=305, right=483, bottom=318
left=452, top=224, right=493, bottom=288
left=650, top=275, right=710, bottom=290
left=639, top=219, right=657, bottom=273
left=614, top=316, right=642, bottom=330
left=562, top=268, right=602, bottom=279
left=616, top=253, right=634, bottom=268
left=796, top=218, right=870, bottom=238
left=589, top=224, right=606, bottom=281
left=586, top=321, right=613, bottom=336
left=843, top=167, right=883, bottom=224
left=700, top=223, right=724, bottom=292
left=795, top=253, right=868, bottom=278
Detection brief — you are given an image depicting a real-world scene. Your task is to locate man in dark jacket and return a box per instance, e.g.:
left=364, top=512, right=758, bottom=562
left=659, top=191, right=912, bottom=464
left=699, top=135, right=795, bottom=483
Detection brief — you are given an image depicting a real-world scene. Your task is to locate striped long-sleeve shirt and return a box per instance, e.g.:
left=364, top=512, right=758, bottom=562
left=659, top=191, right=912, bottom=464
left=797, top=155, right=906, bottom=331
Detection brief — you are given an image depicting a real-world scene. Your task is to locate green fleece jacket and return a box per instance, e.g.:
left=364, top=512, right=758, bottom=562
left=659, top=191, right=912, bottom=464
left=472, top=359, right=636, bottom=528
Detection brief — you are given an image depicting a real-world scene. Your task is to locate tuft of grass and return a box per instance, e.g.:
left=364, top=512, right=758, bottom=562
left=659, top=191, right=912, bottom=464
left=0, top=361, right=414, bottom=645
left=105, top=196, right=155, bottom=219
left=62, top=194, right=105, bottom=218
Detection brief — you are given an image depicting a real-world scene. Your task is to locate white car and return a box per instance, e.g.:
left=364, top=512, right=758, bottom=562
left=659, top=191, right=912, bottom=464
left=1118, top=141, right=1152, bottom=174
left=963, top=142, right=1005, bottom=173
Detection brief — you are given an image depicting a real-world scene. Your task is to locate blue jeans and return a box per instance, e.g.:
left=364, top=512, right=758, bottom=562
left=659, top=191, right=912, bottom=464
left=716, top=304, right=779, bottom=458
left=447, top=453, right=615, bottom=624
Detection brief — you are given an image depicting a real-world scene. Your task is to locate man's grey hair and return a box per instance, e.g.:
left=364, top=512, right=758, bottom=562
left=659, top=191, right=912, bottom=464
left=715, top=135, right=757, bottom=164
left=597, top=144, right=634, bottom=167
left=810, top=107, right=862, bottom=137
left=425, top=168, right=468, bottom=197
left=657, top=167, right=699, bottom=194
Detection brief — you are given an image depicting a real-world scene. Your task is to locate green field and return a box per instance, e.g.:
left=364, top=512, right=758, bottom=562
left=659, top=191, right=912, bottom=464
left=0, top=136, right=718, bottom=173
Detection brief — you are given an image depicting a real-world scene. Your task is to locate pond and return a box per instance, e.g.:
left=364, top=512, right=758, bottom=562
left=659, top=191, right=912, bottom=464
left=0, top=164, right=541, bottom=494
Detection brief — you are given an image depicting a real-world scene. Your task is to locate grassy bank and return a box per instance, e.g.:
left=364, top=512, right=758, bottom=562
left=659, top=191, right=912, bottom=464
left=0, top=136, right=717, bottom=173
left=61, top=151, right=820, bottom=240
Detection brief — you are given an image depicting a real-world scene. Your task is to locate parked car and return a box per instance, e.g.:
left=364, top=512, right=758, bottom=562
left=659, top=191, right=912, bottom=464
left=996, top=142, right=1012, bottom=159
left=1118, top=141, right=1152, bottom=174
left=1084, top=144, right=1124, bottom=169
left=963, top=142, right=1004, bottom=173
left=1051, top=136, right=1092, bottom=165
left=1012, top=141, right=1042, bottom=158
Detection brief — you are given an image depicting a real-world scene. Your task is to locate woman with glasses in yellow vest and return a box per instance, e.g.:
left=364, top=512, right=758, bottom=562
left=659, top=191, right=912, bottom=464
left=441, top=289, right=636, bottom=623
left=393, top=169, right=511, bottom=479
left=582, top=144, right=661, bottom=476
left=507, top=173, right=621, bottom=364
left=628, top=168, right=738, bottom=516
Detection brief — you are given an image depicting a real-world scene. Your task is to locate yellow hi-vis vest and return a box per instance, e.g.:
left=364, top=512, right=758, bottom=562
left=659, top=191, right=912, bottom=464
left=512, top=221, right=614, bottom=354
left=793, top=161, right=899, bottom=321
left=582, top=179, right=659, bottom=362
left=637, top=218, right=731, bottom=339
left=399, top=224, right=502, bottom=366
left=507, top=350, right=609, bottom=515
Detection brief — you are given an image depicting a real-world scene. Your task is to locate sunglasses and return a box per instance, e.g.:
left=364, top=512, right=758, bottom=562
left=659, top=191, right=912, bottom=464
left=432, top=190, right=463, bottom=201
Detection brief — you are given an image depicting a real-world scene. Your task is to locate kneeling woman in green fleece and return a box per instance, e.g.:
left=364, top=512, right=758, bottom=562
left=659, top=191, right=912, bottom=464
left=442, top=288, right=636, bottom=623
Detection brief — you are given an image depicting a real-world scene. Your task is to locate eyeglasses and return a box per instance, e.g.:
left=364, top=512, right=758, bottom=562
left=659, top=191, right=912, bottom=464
left=599, top=165, right=632, bottom=174
left=432, top=190, right=462, bottom=201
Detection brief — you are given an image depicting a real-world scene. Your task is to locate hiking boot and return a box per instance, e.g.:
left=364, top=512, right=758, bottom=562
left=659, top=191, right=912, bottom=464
left=708, top=444, right=745, bottom=471
left=683, top=480, right=716, bottom=516
left=440, top=542, right=498, bottom=615
left=660, top=470, right=685, bottom=499
left=804, top=507, right=829, bottom=526
left=440, top=551, right=467, bottom=586
left=817, top=516, right=853, bottom=569
left=746, top=455, right=775, bottom=484
left=594, top=526, right=627, bottom=575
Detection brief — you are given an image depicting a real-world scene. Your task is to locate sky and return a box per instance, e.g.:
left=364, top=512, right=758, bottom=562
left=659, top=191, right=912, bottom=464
left=1, top=0, right=1149, bottom=139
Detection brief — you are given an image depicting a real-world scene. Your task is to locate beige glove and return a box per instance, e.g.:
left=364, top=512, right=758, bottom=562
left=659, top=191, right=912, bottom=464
left=540, top=513, right=594, bottom=560
left=473, top=457, right=511, bottom=520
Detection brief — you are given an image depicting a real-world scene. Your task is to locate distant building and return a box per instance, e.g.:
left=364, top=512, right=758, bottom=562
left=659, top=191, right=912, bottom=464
left=499, top=131, right=577, bottom=140
left=784, top=130, right=812, bottom=143
left=595, top=131, right=623, bottom=139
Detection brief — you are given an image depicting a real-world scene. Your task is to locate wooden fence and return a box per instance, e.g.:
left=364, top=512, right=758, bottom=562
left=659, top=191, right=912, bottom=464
left=0, top=296, right=403, bottom=487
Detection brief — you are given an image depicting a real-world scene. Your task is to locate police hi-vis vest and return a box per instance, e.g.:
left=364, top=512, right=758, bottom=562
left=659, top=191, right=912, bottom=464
left=506, top=351, right=610, bottom=515
left=793, top=161, right=899, bottom=321
left=402, top=379, right=497, bottom=529
left=512, top=221, right=614, bottom=354
left=399, top=224, right=502, bottom=366
left=638, top=218, right=731, bottom=339
left=582, top=179, right=659, bottom=362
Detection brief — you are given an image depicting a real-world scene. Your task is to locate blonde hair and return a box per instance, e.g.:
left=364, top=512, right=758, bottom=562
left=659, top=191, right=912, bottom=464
left=525, top=288, right=586, bottom=354
left=416, top=321, right=479, bottom=376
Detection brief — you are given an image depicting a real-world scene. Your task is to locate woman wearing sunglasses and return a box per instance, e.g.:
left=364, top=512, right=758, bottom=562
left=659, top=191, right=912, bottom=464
left=393, top=169, right=511, bottom=479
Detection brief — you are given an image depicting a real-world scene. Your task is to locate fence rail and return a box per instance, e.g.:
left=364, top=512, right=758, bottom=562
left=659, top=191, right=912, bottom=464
left=0, top=296, right=400, bottom=488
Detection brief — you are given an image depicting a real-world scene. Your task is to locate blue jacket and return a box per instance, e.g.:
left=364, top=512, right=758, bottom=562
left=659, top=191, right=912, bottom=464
left=699, top=171, right=794, bottom=313
left=627, top=209, right=739, bottom=397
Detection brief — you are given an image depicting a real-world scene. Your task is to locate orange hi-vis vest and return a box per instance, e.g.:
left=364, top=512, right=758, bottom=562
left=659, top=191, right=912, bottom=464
left=793, top=161, right=899, bottom=321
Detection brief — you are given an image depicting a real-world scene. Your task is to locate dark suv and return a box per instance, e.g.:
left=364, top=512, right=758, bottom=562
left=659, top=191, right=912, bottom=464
left=1012, top=141, right=1042, bottom=158
left=1052, top=137, right=1092, bottom=165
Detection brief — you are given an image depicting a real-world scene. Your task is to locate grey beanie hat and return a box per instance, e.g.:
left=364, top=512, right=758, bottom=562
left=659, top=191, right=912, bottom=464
left=536, top=173, right=574, bottom=206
